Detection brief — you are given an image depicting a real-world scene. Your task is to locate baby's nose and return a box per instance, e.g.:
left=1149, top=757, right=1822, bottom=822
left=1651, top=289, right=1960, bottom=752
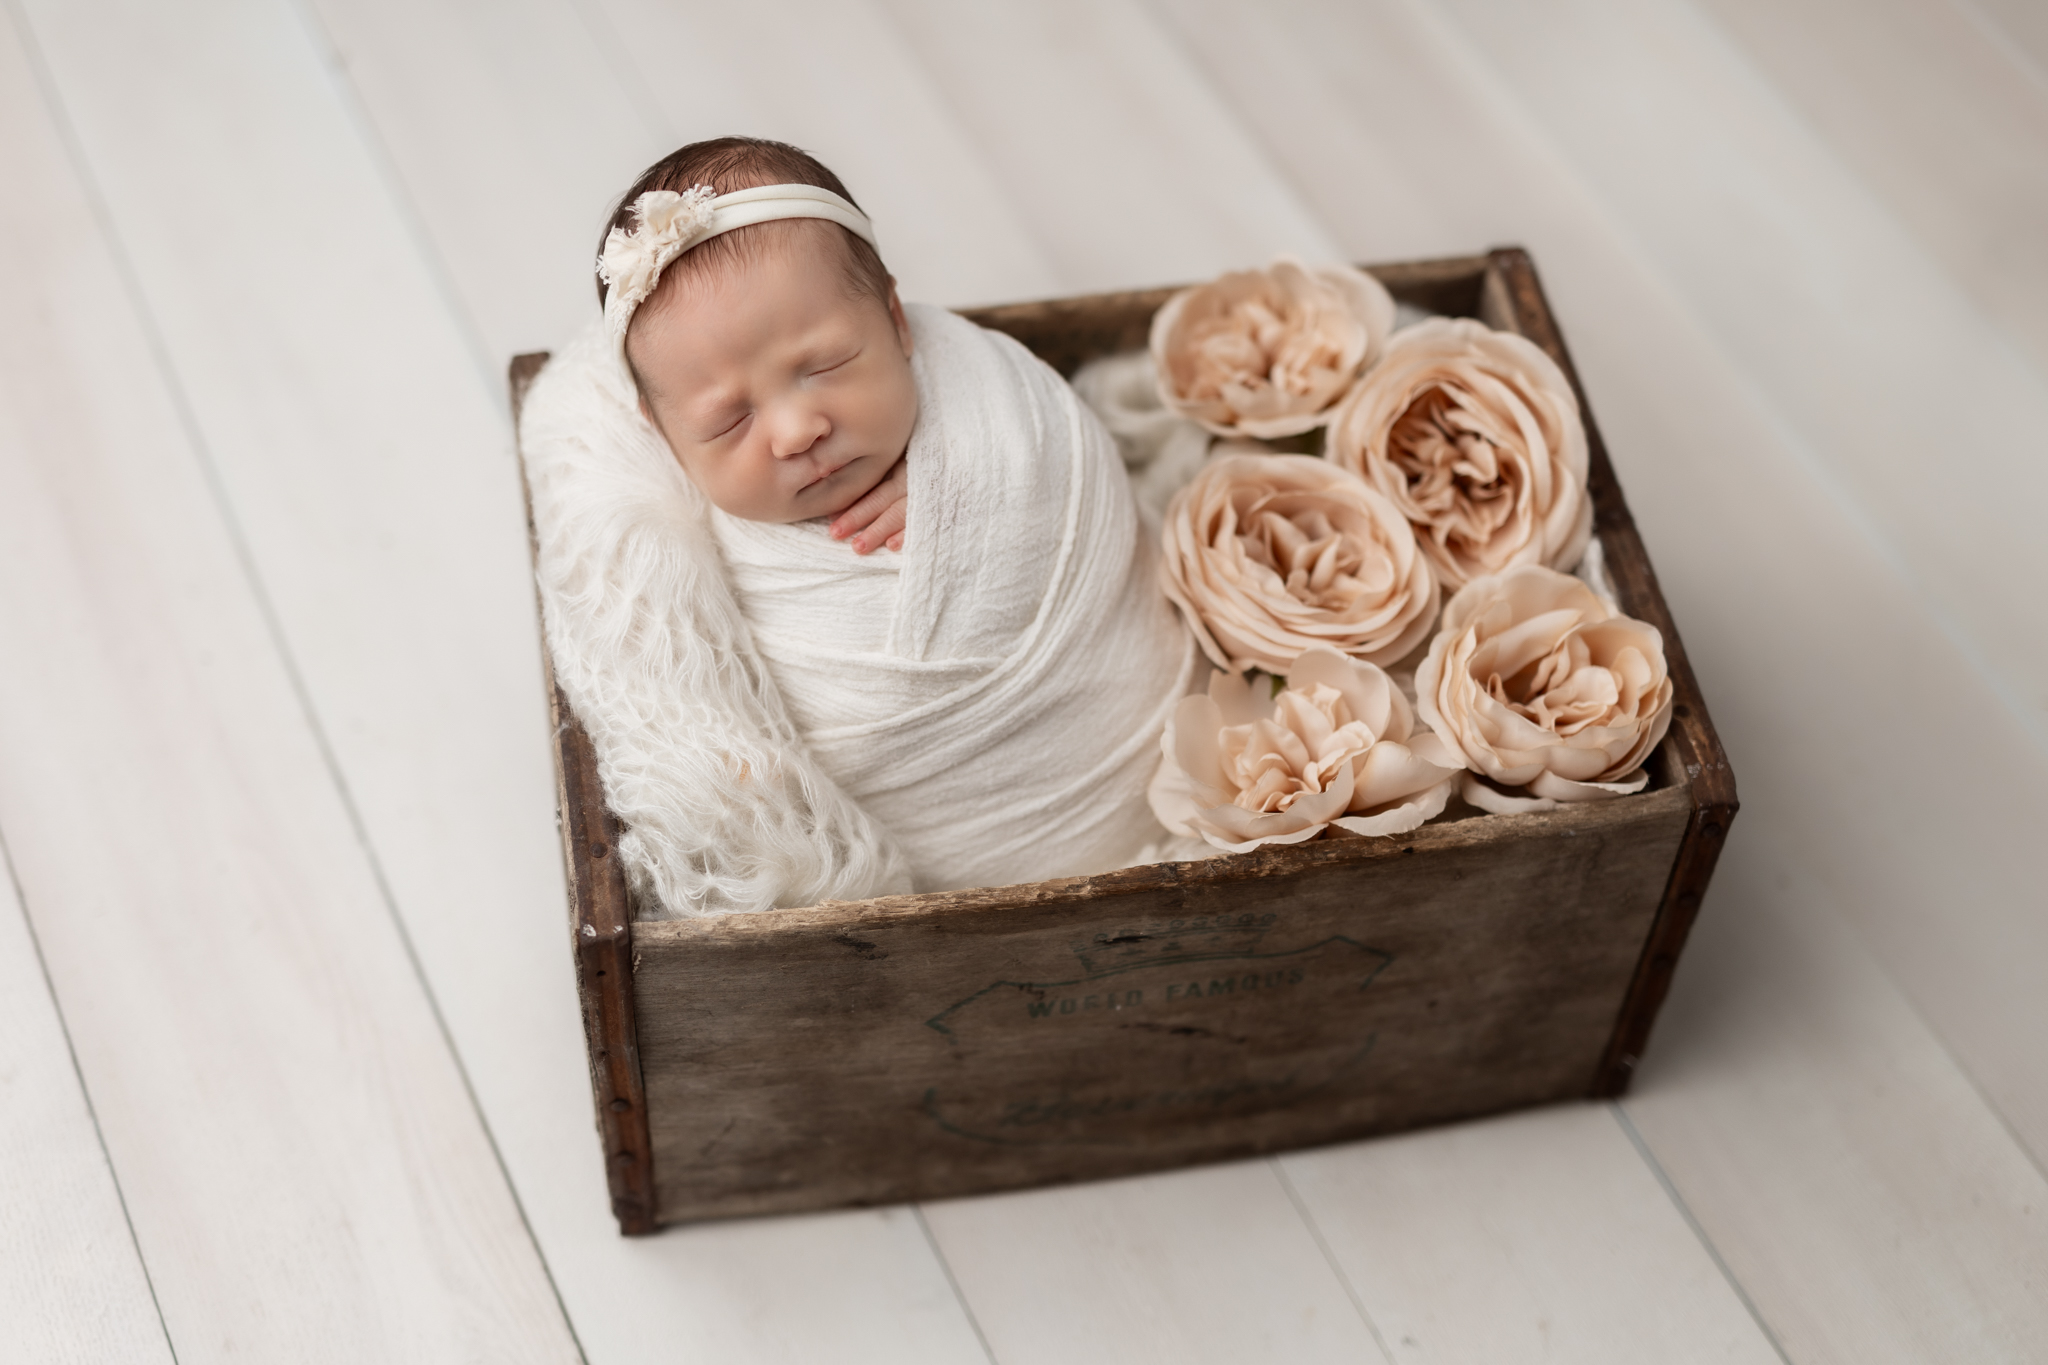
left=768, top=404, right=832, bottom=459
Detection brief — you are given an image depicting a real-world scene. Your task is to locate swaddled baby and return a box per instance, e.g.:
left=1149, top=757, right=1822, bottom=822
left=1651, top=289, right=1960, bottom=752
left=520, top=138, right=1196, bottom=917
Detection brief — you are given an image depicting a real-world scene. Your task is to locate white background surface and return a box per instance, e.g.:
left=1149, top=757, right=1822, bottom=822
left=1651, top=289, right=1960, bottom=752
left=2, top=0, right=2043, bottom=1360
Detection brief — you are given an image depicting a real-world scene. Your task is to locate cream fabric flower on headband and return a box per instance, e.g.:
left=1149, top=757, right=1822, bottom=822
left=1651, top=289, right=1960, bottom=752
left=596, top=184, right=881, bottom=364
left=598, top=187, right=719, bottom=343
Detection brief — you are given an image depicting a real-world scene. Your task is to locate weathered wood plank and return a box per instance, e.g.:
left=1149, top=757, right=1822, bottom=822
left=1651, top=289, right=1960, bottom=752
left=512, top=352, right=657, bottom=1236
left=1279, top=1104, right=1782, bottom=1364
left=0, top=5, right=581, bottom=1357
left=0, top=851, right=174, bottom=1364
left=870, top=0, right=1345, bottom=292
left=1623, top=830, right=2048, bottom=1363
left=634, top=787, right=1690, bottom=1221
left=921, top=1159, right=1388, bottom=1364
left=1480, top=248, right=1738, bottom=1095
left=958, top=255, right=1490, bottom=377
left=1697, top=0, right=2048, bottom=382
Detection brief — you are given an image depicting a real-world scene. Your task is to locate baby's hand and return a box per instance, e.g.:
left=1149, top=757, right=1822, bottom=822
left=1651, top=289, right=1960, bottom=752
left=828, top=456, right=908, bottom=554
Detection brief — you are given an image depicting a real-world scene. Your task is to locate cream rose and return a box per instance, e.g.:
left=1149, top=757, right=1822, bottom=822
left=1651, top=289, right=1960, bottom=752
left=1151, top=258, right=1395, bottom=439
left=1149, top=646, right=1463, bottom=852
left=1416, top=565, right=1674, bottom=811
left=1159, top=453, right=1438, bottom=674
left=1327, top=317, right=1591, bottom=590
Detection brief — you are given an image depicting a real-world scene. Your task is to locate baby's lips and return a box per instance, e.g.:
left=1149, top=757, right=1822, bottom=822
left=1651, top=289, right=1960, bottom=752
left=804, top=457, right=853, bottom=494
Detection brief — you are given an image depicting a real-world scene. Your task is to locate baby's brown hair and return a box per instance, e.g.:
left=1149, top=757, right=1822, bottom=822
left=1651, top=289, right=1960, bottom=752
left=596, top=137, right=891, bottom=311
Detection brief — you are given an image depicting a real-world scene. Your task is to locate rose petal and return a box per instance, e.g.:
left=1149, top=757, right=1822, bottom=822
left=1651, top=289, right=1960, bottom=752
left=1527, top=768, right=1652, bottom=802
left=1350, top=739, right=1463, bottom=811
left=1459, top=773, right=1558, bottom=814
left=1331, top=775, right=1455, bottom=837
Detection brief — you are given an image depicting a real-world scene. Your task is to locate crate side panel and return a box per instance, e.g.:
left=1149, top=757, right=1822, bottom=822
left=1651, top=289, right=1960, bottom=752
left=636, top=789, right=1688, bottom=1223
left=958, top=254, right=1488, bottom=375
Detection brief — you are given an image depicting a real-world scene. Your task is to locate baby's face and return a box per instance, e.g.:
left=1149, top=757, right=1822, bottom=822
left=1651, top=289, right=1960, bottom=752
left=629, top=228, right=917, bottom=525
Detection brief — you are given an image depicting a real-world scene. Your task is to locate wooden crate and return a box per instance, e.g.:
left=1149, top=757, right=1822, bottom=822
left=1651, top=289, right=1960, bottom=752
left=510, top=247, right=1736, bottom=1235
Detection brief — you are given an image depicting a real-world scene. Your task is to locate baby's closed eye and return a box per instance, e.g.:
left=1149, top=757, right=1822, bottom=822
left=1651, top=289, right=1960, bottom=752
left=693, top=409, right=749, bottom=442
left=808, top=348, right=862, bottom=378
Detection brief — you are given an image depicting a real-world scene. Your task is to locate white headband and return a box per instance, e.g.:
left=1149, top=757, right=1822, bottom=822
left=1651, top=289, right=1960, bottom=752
left=597, top=183, right=880, bottom=366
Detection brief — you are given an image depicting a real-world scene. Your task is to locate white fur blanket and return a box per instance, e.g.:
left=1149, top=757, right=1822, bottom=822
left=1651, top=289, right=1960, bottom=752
left=519, top=304, right=1196, bottom=917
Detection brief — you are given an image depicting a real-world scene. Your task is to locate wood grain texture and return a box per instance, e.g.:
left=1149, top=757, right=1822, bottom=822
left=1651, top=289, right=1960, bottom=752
left=920, top=1159, right=1388, bottom=1364
left=1974, top=0, right=2048, bottom=81
left=957, top=254, right=1490, bottom=377
left=1622, top=830, right=2048, bottom=1363
left=584, top=0, right=1064, bottom=309
left=1279, top=1105, right=1781, bottom=1364
left=301, top=0, right=666, bottom=359
left=634, top=787, right=1690, bottom=1222
left=1482, top=249, right=1738, bottom=1095
left=868, top=0, right=1342, bottom=292
left=0, top=854, right=173, bottom=1364
left=0, top=7, right=581, bottom=1357
left=512, top=351, right=656, bottom=1236
left=1696, top=0, right=2048, bottom=380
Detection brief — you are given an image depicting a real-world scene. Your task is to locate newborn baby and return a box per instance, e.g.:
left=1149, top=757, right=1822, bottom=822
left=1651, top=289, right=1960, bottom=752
left=521, top=137, right=1196, bottom=917
left=620, top=151, right=916, bottom=559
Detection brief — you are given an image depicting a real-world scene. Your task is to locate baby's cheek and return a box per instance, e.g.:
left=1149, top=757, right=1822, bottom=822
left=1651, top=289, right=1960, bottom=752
left=883, top=368, right=920, bottom=453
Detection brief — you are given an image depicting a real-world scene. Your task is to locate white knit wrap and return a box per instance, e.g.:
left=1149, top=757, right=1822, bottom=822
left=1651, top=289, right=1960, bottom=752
left=519, top=304, right=1197, bottom=917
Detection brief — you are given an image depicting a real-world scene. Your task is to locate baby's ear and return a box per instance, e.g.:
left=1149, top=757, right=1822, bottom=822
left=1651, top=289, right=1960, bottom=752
left=887, top=278, right=913, bottom=358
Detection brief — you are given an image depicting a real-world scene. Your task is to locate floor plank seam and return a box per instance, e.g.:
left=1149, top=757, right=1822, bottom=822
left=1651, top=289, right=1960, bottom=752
left=6, top=5, right=588, bottom=1357
left=1952, top=1, right=2048, bottom=105
left=1823, top=930, right=2048, bottom=1189
left=1760, top=859, right=2048, bottom=1192
left=0, top=817, right=181, bottom=1365
left=912, top=1205, right=1002, bottom=1365
left=284, top=0, right=510, bottom=408
left=1128, top=0, right=1367, bottom=271
left=1681, top=0, right=2048, bottom=402
left=560, top=0, right=676, bottom=152
left=828, top=0, right=1077, bottom=301
left=1270, top=1157, right=1398, bottom=1365
left=1610, top=1102, right=1794, bottom=1365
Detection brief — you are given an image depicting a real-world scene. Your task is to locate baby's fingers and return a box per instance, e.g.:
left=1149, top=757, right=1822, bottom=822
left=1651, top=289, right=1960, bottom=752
left=852, top=497, right=909, bottom=555
left=828, top=457, right=908, bottom=540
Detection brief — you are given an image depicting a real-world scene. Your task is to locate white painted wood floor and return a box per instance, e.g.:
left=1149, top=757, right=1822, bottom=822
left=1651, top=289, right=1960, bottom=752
left=3, top=0, right=2044, bottom=1359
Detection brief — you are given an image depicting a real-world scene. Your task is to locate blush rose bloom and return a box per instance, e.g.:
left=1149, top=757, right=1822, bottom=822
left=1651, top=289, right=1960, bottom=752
left=1327, top=317, right=1591, bottom=590
left=1159, top=453, right=1439, bottom=674
left=1415, top=565, right=1674, bottom=811
left=1151, top=258, right=1395, bottom=439
left=1149, top=646, right=1463, bottom=852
